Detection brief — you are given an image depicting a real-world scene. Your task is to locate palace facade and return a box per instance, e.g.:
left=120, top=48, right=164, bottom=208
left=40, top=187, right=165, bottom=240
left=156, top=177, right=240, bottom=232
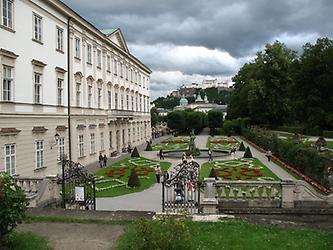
left=0, top=0, right=151, bottom=178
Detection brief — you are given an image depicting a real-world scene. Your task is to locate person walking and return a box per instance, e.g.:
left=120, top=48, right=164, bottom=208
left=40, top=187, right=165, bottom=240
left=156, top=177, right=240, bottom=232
left=98, top=153, right=103, bottom=168
left=266, top=149, right=272, bottom=162
left=182, top=152, right=187, bottom=164
left=103, top=154, right=108, bottom=167
left=208, top=148, right=213, bottom=162
left=155, top=165, right=162, bottom=183
left=159, top=149, right=164, bottom=160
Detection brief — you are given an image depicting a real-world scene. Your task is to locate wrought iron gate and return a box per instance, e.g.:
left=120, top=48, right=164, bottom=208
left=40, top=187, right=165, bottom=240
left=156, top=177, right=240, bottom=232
left=162, top=161, right=201, bottom=214
left=60, top=160, right=96, bottom=210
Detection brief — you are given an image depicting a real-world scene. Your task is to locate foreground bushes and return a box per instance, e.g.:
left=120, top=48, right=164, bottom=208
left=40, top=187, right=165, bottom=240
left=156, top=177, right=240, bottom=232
left=242, top=128, right=332, bottom=189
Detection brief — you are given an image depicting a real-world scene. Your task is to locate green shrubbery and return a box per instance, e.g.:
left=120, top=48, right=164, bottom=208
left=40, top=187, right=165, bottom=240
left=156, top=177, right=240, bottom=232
left=0, top=173, right=28, bottom=247
left=323, top=130, right=333, bottom=138
left=145, top=143, right=153, bottom=151
left=209, top=168, right=217, bottom=179
left=223, top=118, right=250, bottom=136
left=131, top=147, right=140, bottom=157
left=243, top=147, right=253, bottom=158
left=239, top=142, right=246, bottom=151
left=242, top=128, right=332, bottom=188
left=185, top=148, right=200, bottom=156
left=127, top=168, right=140, bottom=188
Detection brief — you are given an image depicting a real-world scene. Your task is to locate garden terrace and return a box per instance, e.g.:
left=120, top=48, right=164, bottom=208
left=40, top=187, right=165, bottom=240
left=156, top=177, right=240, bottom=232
left=200, top=158, right=279, bottom=181
left=94, top=157, right=171, bottom=197
left=151, top=136, right=190, bottom=151
left=207, top=136, right=240, bottom=150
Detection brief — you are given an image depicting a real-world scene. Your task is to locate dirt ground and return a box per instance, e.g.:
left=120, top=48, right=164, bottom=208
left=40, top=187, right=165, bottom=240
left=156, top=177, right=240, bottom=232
left=17, top=223, right=124, bottom=250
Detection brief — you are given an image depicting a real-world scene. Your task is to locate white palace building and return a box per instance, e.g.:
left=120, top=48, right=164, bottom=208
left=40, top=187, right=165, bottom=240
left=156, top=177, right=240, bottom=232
left=0, top=0, right=151, bottom=178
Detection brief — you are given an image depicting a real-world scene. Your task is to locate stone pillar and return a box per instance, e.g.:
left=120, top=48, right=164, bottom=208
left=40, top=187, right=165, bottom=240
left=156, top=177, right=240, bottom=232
left=281, top=179, right=295, bottom=208
left=202, top=178, right=218, bottom=214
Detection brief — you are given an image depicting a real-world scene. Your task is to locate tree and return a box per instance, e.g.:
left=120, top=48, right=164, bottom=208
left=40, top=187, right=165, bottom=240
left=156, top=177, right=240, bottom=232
left=145, top=142, right=153, bottom=151
left=0, top=173, right=28, bottom=246
left=244, top=147, right=253, bottom=158
left=239, top=142, right=246, bottom=151
left=131, top=147, right=140, bottom=157
left=208, top=110, right=224, bottom=133
left=151, top=107, right=159, bottom=127
left=167, top=111, right=186, bottom=132
left=128, top=168, right=140, bottom=187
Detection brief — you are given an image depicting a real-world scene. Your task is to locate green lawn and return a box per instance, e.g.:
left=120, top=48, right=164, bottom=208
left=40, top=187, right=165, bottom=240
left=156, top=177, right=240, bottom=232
left=326, top=141, right=333, bottom=149
left=5, top=231, right=52, bottom=250
left=94, top=157, right=171, bottom=197
left=151, top=136, right=190, bottom=151
left=115, top=220, right=333, bottom=250
left=207, top=136, right=240, bottom=150
left=200, top=158, right=279, bottom=181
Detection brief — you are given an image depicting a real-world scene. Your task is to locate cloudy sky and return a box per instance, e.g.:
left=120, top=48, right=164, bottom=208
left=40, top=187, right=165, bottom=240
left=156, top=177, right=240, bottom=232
left=63, top=0, right=333, bottom=100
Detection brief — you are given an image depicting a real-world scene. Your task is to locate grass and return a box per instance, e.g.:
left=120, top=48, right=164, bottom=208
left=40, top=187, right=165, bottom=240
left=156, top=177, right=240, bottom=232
left=200, top=158, right=279, bottom=181
left=5, top=231, right=52, bottom=250
left=326, top=141, right=333, bottom=149
left=94, top=157, right=171, bottom=197
left=114, top=220, right=333, bottom=250
left=151, top=136, right=190, bottom=151
left=207, top=136, right=240, bottom=150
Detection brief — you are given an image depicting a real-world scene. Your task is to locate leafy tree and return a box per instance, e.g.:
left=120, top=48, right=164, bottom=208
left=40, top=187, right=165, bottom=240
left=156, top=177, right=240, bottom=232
left=0, top=173, right=28, bottom=246
left=151, top=107, right=159, bottom=127
left=167, top=111, right=186, bottom=132
left=208, top=110, right=224, bottom=133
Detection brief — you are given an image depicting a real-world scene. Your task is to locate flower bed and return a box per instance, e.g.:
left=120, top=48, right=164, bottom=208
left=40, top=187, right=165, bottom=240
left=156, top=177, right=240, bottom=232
left=241, top=136, right=332, bottom=194
left=152, top=136, right=190, bottom=151
left=207, top=136, right=240, bottom=150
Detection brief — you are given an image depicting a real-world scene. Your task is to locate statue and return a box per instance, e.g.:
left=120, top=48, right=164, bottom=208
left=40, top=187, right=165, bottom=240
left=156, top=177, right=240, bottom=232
left=189, top=129, right=196, bottom=151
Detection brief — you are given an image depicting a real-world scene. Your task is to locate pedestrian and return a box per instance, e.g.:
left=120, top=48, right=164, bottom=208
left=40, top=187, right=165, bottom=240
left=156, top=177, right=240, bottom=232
left=182, top=152, right=187, bottom=164
left=190, top=154, right=194, bottom=162
left=266, top=149, right=272, bottom=162
left=208, top=148, right=213, bottom=162
left=231, top=146, right=236, bottom=160
left=103, top=154, right=107, bottom=167
left=155, top=165, right=161, bottom=183
left=98, top=153, right=103, bottom=168
left=159, top=149, right=164, bottom=160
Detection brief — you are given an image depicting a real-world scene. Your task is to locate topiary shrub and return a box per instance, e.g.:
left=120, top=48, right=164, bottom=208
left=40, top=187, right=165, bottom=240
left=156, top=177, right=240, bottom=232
left=243, top=147, right=253, bottom=158
left=0, top=173, right=28, bottom=247
left=128, top=168, right=141, bottom=188
left=145, top=143, right=153, bottom=151
left=239, top=142, right=246, bottom=151
left=209, top=168, right=217, bottom=179
left=131, top=147, right=140, bottom=157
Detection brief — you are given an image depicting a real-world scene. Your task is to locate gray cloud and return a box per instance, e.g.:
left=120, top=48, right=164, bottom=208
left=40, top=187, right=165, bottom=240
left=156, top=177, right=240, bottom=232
left=62, top=0, right=333, bottom=99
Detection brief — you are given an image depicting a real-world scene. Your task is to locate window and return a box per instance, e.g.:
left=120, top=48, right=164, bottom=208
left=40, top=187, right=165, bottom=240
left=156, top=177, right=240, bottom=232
left=120, top=94, right=124, bottom=110
left=114, top=92, right=118, bottom=109
left=56, top=27, right=64, bottom=51
left=75, top=37, right=80, bottom=58
left=2, top=65, right=13, bottom=101
left=137, top=127, right=139, bottom=141
left=35, top=140, right=44, bottom=169
left=87, top=85, right=92, bottom=108
left=97, top=87, right=101, bottom=108
left=34, top=73, right=42, bottom=104
left=33, top=13, right=42, bottom=42
left=139, top=96, right=142, bottom=112
left=128, top=129, right=131, bottom=143
left=122, top=129, right=125, bottom=146
left=109, top=131, right=112, bottom=149
left=125, top=65, right=128, bottom=80
left=76, top=82, right=81, bottom=106
left=90, top=133, right=95, bottom=154
left=78, top=135, right=84, bottom=157
left=57, top=78, right=63, bottom=105
left=97, top=49, right=101, bottom=68
left=4, top=144, right=15, bottom=175
left=136, top=96, right=138, bottom=111
left=58, top=137, right=65, bottom=161
left=108, top=90, right=111, bottom=110
left=113, top=59, right=117, bottom=75
left=131, top=96, right=134, bottom=111
left=87, top=44, right=92, bottom=64
left=2, top=0, right=13, bottom=29
left=107, top=55, right=111, bottom=72
left=126, top=94, right=129, bottom=110
left=133, top=128, right=135, bottom=141
left=100, top=132, right=104, bottom=151
left=120, top=62, right=123, bottom=78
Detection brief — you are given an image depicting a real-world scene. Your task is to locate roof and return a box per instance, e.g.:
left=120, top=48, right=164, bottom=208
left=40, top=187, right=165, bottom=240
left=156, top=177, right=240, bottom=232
left=100, top=28, right=118, bottom=36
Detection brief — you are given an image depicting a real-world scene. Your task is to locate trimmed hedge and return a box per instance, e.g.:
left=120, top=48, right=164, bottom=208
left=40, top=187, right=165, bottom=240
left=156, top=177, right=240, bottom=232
left=242, top=128, right=332, bottom=189
left=131, top=147, right=140, bottom=157
left=209, top=168, right=217, bottom=179
left=239, top=142, right=245, bottom=151
left=128, top=168, right=140, bottom=187
left=323, top=130, right=333, bottom=138
left=243, top=147, right=253, bottom=158
left=145, top=143, right=153, bottom=151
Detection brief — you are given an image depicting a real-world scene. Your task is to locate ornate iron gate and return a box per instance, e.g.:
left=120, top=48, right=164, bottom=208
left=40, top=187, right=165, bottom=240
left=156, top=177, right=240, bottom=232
left=162, top=161, right=201, bottom=214
left=60, top=160, right=96, bottom=210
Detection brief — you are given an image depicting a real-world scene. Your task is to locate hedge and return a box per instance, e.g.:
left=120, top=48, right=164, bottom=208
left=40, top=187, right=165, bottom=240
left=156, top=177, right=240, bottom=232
left=323, top=130, right=333, bottom=138
left=242, top=128, right=332, bottom=191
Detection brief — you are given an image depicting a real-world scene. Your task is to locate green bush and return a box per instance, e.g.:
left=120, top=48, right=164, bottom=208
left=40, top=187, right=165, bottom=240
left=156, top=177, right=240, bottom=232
left=243, top=147, right=253, bottom=158
left=145, top=143, right=153, bottom=151
left=276, top=125, right=305, bottom=135
left=209, top=168, right=217, bottom=179
left=223, top=118, right=249, bottom=136
left=239, top=142, right=246, bottom=151
left=132, top=215, right=193, bottom=250
left=0, top=173, right=28, bottom=247
left=323, top=130, right=333, bottom=138
left=128, top=168, right=140, bottom=188
left=131, top=147, right=140, bottom=157
left=185, top=148, right=200, bottom=156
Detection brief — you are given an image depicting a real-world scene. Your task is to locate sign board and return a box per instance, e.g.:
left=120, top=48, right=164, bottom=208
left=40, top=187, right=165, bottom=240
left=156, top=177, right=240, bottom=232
left=75, top=186, right=85, bottom=201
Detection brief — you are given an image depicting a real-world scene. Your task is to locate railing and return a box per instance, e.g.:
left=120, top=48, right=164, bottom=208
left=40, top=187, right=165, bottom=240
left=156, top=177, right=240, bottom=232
left=14, top=177, right=43, bottom=195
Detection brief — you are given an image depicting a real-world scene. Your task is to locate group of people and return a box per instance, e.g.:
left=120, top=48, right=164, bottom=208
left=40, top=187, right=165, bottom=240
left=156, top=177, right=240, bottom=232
left=98, top=153, right=108, bottom=168
left=181, top=152, right=194, bottom=164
